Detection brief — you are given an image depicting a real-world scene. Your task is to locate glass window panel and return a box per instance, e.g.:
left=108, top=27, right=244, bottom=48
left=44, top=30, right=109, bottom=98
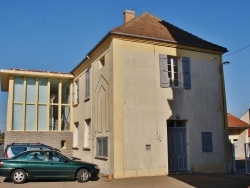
left=62, top=80, right=70, bottom=104
left=26, top=77, right=36, bottom=103
left=167, top=120, right=175, bottom=127
left=173, top=59, right=178, bottom=65
left=12, top=104, right=23, bottom=130
left=25, top=104, right=35, bottom=130
left=50, top=79, right=59, bottom=104
left=13, top=77, right=24, bottom=103
left=168, top=72, right=172, bottom=78
left=174, top=73, right=179, bottom=79
left=97, top=139, right=102, bottom=155
left=38, top=105, right=47, bottom=131
left=96, top=137, right=108, bottom=156
left=103, top=138, right=108, bottom=156
left=49, top=105, right=58, bottom=131
left=174, top=65, right=178, bottom=72
left=61, top=106, right=70, bottom=130
left=168, top=64, right=171, bottom=71
left=38, top=78, right=48, bottom=103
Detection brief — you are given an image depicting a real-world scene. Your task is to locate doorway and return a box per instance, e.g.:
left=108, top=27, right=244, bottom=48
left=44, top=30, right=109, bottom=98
left=167, top=120, right=187, bottom=172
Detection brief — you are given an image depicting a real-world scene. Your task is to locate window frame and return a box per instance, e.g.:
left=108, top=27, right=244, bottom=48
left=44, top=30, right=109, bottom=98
left=11, top=76, right=72, bottom=132
left=167, top=56, right=182, bottom=88
left=96, top=137, right=108, bottom=158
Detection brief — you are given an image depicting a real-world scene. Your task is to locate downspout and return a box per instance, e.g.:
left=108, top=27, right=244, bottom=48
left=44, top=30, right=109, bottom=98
left=220, top=57, right=229, bottom=173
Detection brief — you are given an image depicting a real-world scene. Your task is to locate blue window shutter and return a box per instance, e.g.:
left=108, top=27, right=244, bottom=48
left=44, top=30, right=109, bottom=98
left=202, top=132, right=213, bottom=152
left=159, top=54, right=169, bottom=88
left=182, top=57, right=191, bottom=89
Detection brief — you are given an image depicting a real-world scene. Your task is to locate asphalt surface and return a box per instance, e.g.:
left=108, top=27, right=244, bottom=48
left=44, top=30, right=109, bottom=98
left=0, top=173, right=249, bottom=188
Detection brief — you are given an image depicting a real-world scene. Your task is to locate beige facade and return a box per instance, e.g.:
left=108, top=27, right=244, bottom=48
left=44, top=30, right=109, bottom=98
left=0, top=11, right=229, bottom=178
left=72, top=35, right=228, bottom=177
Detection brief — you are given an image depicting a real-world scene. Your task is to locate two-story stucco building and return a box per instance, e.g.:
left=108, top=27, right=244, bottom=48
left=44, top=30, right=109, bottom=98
left=0, top=10, right=229, bottom=178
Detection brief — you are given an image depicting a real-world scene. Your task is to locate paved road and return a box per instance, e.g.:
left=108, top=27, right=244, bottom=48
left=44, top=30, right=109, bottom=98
left=0, top=173, right=250, bottom=188
left=0, top=175, right=194, bottom=188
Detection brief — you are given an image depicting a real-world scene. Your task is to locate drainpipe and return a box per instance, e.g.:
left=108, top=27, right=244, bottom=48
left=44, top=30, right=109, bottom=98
left=220, top=59, right=230, bottom=173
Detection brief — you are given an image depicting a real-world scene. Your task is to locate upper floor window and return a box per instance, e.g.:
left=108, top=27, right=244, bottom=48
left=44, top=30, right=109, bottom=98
left=167, top=57, right=180, bottom=87
left=73, top=79, right=79, bottom=105
left=159, top=54, right=191, bottom=89
left=99, top=56, right=105, bottom=69
left=85, top=69, right=90, bottom=99
left=12, top=76, right=71, bottom=131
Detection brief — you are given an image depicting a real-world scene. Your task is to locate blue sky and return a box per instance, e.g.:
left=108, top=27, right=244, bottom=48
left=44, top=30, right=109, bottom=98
left=0, top=0, right=250, bottom=131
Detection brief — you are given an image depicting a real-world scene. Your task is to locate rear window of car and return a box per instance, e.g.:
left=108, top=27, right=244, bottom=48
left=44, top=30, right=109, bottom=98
left=11, top=147, right=27, bottom=155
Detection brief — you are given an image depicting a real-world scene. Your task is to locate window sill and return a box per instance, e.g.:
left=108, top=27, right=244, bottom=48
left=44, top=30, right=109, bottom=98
left=84, top=97, right=90, bottom=102
left=83, top=147, right=91, bottom=151
left=95, top=155, right=108, bottom=161
left=72, top=147, right=79, bottom=150
left=73, top=102, right=79, bottom=107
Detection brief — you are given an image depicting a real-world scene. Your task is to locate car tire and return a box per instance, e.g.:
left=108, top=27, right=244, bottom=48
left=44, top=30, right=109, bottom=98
left=77, top=169, right=90, bottom=182
left=11, top=169, right=27, bottom=184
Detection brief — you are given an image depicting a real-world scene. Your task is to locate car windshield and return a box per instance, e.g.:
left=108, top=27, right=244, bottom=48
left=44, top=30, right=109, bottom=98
left=58, top=152, right=74, bottom=161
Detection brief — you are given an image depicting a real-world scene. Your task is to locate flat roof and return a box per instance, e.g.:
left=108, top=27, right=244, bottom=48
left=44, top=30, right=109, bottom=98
left=0, top=69, right=73, bottom=92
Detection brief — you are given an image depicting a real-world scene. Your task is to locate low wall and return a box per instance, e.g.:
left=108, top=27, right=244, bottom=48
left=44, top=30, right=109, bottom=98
left=4, top=131, right=73, bottom=156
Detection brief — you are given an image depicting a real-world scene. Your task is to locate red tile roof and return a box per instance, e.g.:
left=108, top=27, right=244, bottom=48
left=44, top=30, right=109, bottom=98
left=111, top=12, right=227, bottom=53
left=227, top=113, right=250, bottom=129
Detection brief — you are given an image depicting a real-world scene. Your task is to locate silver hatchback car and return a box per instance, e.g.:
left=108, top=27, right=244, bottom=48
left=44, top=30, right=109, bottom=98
left=3, top=143, right=58, bottom=158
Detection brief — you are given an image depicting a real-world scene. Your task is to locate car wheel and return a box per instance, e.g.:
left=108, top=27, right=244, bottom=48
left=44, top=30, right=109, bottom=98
left=77, top=169, right=90, bottom=182
left=11, top=169, right=27, bottom=184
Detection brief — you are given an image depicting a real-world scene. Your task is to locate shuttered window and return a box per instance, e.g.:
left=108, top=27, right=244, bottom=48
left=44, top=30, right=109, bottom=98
left=159, top=54, right=191, bottom=89
left=182, top=57, right=191, bottom=89
left=159, top=54, right=169, bottom=88
left=201, top=132, right=213, bottom=152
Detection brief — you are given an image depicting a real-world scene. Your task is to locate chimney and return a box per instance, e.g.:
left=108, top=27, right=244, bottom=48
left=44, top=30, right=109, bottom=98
left=123, top=10, right=135, bottom=23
